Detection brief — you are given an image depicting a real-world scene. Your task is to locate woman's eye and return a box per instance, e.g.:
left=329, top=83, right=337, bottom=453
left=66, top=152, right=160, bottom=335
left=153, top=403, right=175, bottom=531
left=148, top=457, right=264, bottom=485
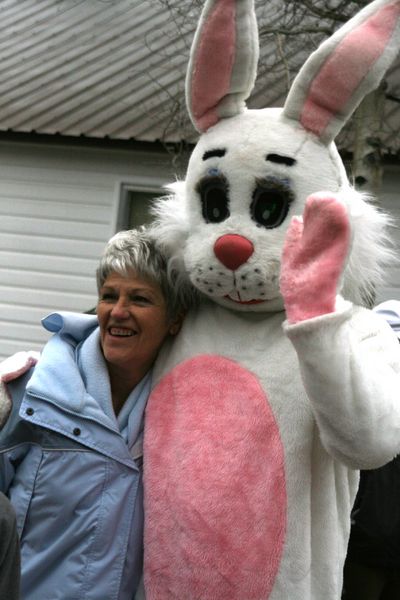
left=132, top=295, right=151, bottom=304
left=197, top=176, right=230, bottom=223
left=250, top=179, right=294, bottom=228
left=100, top=292, right=116, bottom=302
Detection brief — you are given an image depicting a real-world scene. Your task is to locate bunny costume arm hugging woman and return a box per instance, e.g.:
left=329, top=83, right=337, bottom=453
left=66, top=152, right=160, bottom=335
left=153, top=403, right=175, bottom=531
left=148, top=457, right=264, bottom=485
left=0, top=228, right=186, bottom=600
left=142, top=1, right=400, bottom=599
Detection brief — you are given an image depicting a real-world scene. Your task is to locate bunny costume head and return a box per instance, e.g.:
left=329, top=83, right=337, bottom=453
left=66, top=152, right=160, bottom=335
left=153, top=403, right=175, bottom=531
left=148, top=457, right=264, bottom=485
left=144, top=2, right=400, bottom=599
left=154, top=0, right=400, bottom=310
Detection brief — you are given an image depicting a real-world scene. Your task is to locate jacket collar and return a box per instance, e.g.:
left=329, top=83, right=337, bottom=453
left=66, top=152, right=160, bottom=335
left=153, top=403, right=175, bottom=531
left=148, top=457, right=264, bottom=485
left=26, top=313, right=117, bottom=431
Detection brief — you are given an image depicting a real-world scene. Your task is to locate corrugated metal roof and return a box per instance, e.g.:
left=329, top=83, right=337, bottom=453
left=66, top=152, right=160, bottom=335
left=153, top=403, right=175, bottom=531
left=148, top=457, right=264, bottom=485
left=0, top=0, right=398, bottom=152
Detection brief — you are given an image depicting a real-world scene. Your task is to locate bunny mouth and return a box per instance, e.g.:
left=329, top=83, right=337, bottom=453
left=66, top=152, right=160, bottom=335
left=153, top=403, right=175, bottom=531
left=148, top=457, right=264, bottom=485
left=224, top=293, right=265, bottom=305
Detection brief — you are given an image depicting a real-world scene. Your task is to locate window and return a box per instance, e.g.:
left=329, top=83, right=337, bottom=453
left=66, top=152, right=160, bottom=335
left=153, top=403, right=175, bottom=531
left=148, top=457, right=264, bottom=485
left=116, top=184, right=162, bottom=231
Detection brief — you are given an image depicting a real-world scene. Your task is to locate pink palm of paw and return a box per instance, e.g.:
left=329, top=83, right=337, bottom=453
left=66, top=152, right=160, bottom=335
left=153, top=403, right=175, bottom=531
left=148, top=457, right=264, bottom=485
left=280, top=193, right=351, bottom=324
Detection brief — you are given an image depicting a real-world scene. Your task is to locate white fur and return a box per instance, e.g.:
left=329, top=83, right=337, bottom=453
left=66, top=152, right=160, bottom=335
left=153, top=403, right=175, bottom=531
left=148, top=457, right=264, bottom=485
left=0, top=350, right=40, bottom=428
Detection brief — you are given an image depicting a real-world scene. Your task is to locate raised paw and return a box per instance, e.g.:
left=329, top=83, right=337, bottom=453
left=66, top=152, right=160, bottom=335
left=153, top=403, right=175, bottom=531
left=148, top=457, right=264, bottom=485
left=280, top=193, right=351, bottom=323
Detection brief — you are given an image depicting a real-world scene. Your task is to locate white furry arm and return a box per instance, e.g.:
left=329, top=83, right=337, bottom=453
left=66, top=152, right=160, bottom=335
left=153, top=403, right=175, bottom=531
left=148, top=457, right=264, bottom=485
left=284, top=303, right=400, bottom=469
left=0, top=351, right=40, bottom=428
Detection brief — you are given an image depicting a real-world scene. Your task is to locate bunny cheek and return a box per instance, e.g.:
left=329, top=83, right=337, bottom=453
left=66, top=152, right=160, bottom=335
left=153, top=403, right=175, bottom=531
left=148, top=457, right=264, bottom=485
left=184, top=229, right=285, bottom=311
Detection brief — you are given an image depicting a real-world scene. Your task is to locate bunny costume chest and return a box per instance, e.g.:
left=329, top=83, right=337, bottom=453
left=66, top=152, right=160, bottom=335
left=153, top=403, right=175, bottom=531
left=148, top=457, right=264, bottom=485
left=144, top=303, right=363, bottom=600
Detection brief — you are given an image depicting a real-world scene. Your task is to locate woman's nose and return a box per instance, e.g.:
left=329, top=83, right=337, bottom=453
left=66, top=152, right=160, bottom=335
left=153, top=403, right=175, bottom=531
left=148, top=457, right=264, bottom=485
left=110, top=299, right=129, bottom=319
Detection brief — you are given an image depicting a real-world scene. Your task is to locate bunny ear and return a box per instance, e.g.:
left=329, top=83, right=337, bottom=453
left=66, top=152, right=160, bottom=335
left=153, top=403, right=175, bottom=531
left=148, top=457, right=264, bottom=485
left=186, top=0, right=259, bottom=132
left=283, top=0, right=400, bottom=145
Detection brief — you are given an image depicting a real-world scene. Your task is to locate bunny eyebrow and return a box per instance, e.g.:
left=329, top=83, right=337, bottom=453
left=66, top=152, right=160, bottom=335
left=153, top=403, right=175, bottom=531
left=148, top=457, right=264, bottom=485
left=202, top=149, right=226, bottom=161
left=266, top=153, right=296, bottom=167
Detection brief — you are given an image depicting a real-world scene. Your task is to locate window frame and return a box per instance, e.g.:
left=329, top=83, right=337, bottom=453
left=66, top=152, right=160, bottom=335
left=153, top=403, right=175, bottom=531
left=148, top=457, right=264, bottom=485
left=112, top=181, right=164, bottom=233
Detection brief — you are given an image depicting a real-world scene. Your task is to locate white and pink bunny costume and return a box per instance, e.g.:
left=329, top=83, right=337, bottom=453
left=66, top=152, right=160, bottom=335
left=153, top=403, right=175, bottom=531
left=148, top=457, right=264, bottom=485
left=141, top=1, right=400, bottom=599
left=3, top=2, right=398, bottom=599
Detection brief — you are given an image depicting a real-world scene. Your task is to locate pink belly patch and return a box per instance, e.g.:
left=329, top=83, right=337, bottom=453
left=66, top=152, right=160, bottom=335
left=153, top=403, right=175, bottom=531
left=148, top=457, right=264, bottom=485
left=143, top=355, right=286, bottom=599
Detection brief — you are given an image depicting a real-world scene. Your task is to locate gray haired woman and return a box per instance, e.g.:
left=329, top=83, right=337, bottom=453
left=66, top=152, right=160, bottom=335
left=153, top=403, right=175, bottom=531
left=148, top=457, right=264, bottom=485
left=0, top=228, right=189, bottom=600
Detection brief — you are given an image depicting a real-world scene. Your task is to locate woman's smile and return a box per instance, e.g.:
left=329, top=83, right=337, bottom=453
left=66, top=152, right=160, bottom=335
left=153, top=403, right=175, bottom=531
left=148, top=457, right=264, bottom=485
left=108, top=327, right=136, bottom=337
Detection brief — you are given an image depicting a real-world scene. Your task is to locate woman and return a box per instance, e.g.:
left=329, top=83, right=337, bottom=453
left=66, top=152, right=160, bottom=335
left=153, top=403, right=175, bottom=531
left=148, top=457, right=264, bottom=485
left=0, top=228, right=187, bottom=600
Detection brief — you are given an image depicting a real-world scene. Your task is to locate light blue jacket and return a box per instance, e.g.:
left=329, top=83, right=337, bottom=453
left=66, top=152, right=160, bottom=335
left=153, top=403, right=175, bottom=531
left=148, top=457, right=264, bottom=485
left=0, top=313, right=146, bottom=600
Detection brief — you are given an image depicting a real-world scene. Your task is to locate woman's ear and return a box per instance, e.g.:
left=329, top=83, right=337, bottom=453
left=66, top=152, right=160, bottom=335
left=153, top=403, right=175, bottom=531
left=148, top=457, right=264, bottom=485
left=169, top=313, right=185, bottom=336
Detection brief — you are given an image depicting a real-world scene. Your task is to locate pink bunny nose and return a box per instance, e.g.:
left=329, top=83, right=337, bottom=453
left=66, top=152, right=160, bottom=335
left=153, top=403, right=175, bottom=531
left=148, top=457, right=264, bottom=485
left=214, top=234, right=254, bottom=270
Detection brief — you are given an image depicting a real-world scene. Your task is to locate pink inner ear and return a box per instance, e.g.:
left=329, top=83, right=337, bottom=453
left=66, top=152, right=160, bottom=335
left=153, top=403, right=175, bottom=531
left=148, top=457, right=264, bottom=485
left=190, top=0, right=236, bottom=131
left=300, top=2, right=400, bottom=137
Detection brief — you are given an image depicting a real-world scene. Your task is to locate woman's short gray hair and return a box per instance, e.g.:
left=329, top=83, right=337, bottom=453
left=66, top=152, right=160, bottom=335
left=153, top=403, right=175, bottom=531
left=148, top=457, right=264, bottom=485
left=96, top=227, right=191, bottom=321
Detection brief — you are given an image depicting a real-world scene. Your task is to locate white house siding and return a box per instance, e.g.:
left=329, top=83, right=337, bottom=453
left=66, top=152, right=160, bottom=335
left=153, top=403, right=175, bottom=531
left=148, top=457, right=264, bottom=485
left=0, top=140, right=177, bottom=360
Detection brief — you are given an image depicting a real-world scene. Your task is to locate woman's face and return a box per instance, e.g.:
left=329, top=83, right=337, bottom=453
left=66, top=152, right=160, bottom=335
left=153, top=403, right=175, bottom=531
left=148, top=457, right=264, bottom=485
left=97, top=270, right=180, bottom=374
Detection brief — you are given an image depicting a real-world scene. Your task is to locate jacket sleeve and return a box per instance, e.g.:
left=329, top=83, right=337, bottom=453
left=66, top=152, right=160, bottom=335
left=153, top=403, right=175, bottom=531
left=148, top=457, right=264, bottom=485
left=284, top=300, right=400, bottom=469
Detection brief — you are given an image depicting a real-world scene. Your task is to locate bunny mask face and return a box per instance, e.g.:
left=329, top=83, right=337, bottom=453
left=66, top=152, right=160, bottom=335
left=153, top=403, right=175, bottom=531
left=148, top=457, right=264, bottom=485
left=183, top=108, right=347, bottom=311
left=153, top=0, right=400, bottom=312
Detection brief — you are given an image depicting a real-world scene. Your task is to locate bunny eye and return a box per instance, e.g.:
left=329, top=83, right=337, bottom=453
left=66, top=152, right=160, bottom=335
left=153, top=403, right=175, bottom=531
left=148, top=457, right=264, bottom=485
left=197, top=175, right=230, bottom=224
left=251, top=177, right=294, bottom=229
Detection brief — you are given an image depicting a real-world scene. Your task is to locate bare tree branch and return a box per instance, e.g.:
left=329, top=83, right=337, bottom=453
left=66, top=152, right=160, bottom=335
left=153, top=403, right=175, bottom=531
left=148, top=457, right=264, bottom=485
left=387, top=94, right=400, bottom=104
left=153, top=0, right=399, bottom=166
left=260, top=26, right=333, bottom=37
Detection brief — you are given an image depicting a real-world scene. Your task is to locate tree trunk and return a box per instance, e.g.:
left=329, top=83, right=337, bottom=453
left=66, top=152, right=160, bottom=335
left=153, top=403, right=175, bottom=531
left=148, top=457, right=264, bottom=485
left=351, top=83, right=387, bottom=201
